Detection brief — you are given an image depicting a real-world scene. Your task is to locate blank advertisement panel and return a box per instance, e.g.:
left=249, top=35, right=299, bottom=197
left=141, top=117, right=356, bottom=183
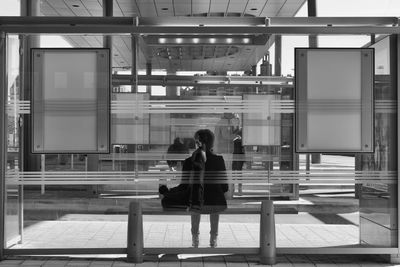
left=32, top=48, right=110, bottom=153
left=295, top=48, right=374, bottom=153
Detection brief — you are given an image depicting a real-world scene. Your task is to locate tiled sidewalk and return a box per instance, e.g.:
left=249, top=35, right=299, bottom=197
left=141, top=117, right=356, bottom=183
left=12, top=221, right=358, bottom=249
left=0, top=254, right=395, bottom=266
left=3, top=219, right=397, bottom=266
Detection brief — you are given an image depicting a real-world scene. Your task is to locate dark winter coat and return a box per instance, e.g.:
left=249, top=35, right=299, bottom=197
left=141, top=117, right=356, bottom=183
left=161, top=151, right=228, bottom=213
left=182, top=151, right=228, bottom=210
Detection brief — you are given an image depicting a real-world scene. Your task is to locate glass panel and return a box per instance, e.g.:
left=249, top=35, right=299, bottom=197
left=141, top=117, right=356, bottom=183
left=358, top=36, right=397, bottom=247
left=6, top=32, right=397, bottom=252
left=5, top=35, right=22, bottom=248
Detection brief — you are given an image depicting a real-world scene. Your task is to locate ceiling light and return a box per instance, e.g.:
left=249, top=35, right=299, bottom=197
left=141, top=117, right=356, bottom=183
left=243, top=38, right=250, bottom=44
left=209, top=38, right=216, bottom=44
left=176, top=38, right=183, bottom=44
left=192, top=38, right=200, bottom=44
left=159, top=38, right=166, bottom=44
left=226, top=38, right=233, bottom=44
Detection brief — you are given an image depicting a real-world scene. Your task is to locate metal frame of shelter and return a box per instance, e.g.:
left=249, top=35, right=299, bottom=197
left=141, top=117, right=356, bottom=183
left=0, top=16, right=400, bottom=259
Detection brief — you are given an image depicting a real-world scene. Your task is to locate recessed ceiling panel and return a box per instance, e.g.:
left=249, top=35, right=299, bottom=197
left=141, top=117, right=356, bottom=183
left=210, top=0, right=230, bottom=13
left=226, top=0, right=248, bottom=14
left=173, top=0, right=192, bottom=16
left=136, top=0, right=157, bottom=16
left=192, top=0, right=211, bottom=15
left=155, top=0, right=174, bottom=16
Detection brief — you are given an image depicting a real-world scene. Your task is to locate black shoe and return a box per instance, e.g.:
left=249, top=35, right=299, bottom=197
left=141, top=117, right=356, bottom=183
left=210, top=234, right=217, bottom=248
left=192, top=234, right=199, bottom=248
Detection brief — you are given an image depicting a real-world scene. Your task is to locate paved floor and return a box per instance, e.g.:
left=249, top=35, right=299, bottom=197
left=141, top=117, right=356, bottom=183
left=0, top=254, right=396, bottom=266
left=12, top=220, right=358, bottom=249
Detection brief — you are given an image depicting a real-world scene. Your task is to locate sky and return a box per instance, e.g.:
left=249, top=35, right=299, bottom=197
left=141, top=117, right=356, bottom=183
left=2, top=0, right=400, bottom=77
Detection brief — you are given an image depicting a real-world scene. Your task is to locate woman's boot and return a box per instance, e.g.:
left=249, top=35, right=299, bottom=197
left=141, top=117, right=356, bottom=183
left=192, top=234, right=199, bottom=248
left=210, top=234, right=218, bottom=248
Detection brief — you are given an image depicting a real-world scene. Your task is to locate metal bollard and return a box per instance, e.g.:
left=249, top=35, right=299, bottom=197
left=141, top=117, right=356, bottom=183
left=127, top=201, right=144, bottom=263
left=259, top=200, right=276, bottom=265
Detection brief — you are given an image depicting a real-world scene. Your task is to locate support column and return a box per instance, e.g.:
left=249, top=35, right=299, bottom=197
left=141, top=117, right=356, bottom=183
left=307, top=0, right=321, bottom=164
left=126, top=34, right=139, bottom=171
left=102, top=0, right=113, bottom=48
left=166, top=70, right=178, bottom=97
left=396, top=33, right=400, bottom=264
left=307, top=0, right=318, bottom=48
left=277, top=33, right=299, bottom=199
left=21, top=0, right=40, bottom=172
left=0, top=31, right=7, bottom=260
left=88, top=0, right=113, bottom=194
left=274, top=35, right=281, bottom=77
left=146, top=62, right=152, bottom=94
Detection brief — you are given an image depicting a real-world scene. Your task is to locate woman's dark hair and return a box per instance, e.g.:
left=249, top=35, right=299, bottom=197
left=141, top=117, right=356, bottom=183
left=194, top=129, right=214, bottom=151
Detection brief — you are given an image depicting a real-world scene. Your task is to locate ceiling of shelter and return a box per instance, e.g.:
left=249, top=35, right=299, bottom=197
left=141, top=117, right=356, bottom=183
left=40, top=0, right=306, bottom=72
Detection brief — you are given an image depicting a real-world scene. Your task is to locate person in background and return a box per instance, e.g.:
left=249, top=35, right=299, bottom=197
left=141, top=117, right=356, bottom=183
left=232, top=126, right=245, bottom=195
left=167, top=137, right=189, bottom=171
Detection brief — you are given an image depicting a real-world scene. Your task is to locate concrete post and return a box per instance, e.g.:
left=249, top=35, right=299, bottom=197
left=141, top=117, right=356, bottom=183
left=259, top=200, right=276, bottom=265
left=127, top=201, right=144, bottom=263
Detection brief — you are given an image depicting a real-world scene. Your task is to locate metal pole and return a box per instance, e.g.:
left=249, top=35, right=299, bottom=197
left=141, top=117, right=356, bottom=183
left=274, top=35, right=281, bottom=76
left=127, top=201, right=143, bottom=263
left=307, top=0, right=321, bottom=165
left=102, top=0, right=113, bottom=48
left=397, top=33, right=400, bottom=261
left=259, top=200, right=276, bottom=265
left=307, top=0, right=318, bottom=47
left=0, top=31, right=7, bottom=260
left=21, top=0, right=40, bottom=173
left=146, top=62, right=151, bottom=94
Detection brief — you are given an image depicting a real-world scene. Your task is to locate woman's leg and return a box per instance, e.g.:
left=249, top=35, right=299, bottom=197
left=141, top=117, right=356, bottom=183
left=191, top=214, right=201, bottom=247
left=209, top=213, right=220, bottom=247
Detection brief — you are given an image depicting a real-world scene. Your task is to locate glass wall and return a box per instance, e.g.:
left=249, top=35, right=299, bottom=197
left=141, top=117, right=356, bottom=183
left=5, top=34, right=22, bottom=248
left=3, top=29, right=397, bottom=252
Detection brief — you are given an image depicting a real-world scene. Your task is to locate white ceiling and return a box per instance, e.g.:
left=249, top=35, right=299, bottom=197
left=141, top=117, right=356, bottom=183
left=40, top=0, right=306, bottom=72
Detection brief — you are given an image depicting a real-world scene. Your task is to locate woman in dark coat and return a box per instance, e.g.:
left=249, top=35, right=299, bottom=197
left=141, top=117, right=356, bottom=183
left=184, top=129, right=228, bottom=248
left=159, top=129, right=228, bottom=248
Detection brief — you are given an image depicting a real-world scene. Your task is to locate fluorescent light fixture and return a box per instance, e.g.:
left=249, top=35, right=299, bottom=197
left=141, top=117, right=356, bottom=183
left=192, top=38, right=200, bottom=44
left=176, top=38, right=183, bottom=44
left=159, top=38, right=166, bottom=44
left=209, top=38, right=216, bottom=44
left=243, top=38, right=250, bottom=44
left=226, top=38, right=233, bottom=44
